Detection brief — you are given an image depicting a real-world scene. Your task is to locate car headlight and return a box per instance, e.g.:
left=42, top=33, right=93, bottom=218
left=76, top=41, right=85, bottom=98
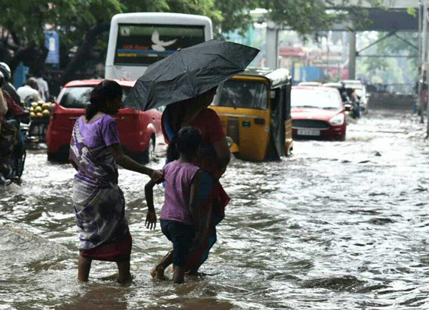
left=226, top=136, right=234, bottom=147
left=329, top=113, right=345, bottom=125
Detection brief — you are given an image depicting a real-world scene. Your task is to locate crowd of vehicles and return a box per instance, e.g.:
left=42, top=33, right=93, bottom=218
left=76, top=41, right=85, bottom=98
left=0, top=12, right=372, bottom=186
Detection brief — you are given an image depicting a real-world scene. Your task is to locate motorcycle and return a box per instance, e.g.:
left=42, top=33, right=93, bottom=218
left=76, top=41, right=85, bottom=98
left=0, top=116, right=29, bottom=185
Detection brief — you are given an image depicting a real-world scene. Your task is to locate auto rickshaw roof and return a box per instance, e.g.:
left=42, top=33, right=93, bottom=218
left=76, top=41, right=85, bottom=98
left=236, top=68, right=291, bottom=89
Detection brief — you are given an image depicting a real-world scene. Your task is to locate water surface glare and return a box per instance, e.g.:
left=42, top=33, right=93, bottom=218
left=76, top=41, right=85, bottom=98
left=1, top=111, right=429, bottom=309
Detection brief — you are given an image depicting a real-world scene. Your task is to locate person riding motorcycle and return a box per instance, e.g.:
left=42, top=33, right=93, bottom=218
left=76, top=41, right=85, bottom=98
left=0, top=67, right=29, bottom=184
left=0, top=75, right=7, bottom=131
left=0, top=62, right=22, bottom=107
left=346, top=88, right=361, bottom=119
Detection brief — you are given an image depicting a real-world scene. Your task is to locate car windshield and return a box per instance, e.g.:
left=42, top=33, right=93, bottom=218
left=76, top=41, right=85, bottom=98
left=59, top=86, right=130, bottom=109
left=292, top=89, right=342, bottom=109
left=212, top=80, right=268, bottom=110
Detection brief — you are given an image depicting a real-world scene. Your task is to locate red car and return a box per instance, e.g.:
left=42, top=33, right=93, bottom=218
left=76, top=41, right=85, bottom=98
left=291, top=86, right=347, bottom=141
left=46, top=79, right=162, bottom=162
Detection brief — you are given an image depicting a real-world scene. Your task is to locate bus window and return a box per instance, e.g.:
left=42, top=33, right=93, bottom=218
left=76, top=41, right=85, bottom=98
left=115, top=24, right=205, bottom=66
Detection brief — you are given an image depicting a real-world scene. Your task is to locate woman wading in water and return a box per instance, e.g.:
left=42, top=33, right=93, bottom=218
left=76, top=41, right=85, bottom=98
left=69, top=80, right=162, bottom=284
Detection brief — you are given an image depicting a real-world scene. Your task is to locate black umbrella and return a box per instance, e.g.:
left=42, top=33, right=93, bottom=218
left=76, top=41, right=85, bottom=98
left=124, top=40, right=260, bottom=111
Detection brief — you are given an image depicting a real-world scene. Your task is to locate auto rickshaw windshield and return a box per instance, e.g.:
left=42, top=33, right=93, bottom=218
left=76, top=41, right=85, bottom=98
left=213, top=80, right=268, bottom=110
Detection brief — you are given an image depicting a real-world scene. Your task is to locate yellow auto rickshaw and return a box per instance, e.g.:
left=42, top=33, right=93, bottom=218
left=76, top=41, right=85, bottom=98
left=211, top=68, right=293, bottom=162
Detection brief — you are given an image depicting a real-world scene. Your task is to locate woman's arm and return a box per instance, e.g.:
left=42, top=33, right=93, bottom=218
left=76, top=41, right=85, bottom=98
left=108, top=144, right=162, bottom=181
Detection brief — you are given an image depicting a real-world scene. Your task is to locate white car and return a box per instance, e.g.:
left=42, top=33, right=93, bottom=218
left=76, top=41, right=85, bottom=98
left=298, top=82, right=322, bottom=87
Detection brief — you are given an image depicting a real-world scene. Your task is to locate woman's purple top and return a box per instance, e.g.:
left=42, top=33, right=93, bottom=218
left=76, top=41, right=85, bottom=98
left=78, top=114, right=120, bottom=148
left=160, top=161, right=200, bottom=225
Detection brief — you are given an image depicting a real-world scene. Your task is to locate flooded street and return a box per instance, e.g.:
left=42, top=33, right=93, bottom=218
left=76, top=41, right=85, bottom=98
left=2, top=110, right=429, bottom=309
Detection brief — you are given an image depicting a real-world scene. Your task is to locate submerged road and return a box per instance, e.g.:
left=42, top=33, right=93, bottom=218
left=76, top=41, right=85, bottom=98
left=1, top=110, right=429, bottom=309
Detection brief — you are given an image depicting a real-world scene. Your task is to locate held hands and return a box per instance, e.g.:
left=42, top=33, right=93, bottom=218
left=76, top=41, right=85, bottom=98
left=150, top=170, right=163, bottom=183
left=145, top=210, right=157, bottom=230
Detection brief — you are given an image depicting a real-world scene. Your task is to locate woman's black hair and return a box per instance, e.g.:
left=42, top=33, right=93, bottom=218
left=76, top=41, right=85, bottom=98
left=85, top=80, right=122, bottom=120
left=166, top=136, right=180, bottom=162
left=167, top=126, right=201, bottom=161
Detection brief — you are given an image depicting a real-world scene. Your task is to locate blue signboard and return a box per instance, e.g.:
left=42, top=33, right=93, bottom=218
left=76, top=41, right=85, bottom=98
left=45, top=30, right=60, bottom=64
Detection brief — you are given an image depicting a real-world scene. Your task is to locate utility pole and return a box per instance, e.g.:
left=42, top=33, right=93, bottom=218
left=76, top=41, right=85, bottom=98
left=421, top=0, right=428, bottom=124
left=348, top=31, right=356, bottom=80
left=418, top=1, right=423, bottom=122
left=266, top=21, right=279, bottom=70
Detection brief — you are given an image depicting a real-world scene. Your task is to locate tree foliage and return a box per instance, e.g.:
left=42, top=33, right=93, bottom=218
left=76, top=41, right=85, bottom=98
left=0, top=0, right=382, bottom=94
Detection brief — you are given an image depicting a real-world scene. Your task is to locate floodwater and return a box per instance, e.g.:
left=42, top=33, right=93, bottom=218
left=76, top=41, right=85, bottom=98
left=2, top=111, right=429, bottom=309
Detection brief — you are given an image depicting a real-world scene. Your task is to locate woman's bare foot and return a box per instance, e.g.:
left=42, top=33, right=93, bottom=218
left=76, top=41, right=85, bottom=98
left=117, top=272, right=133, bottom=285
left=150, top=267, right=167, bottom=280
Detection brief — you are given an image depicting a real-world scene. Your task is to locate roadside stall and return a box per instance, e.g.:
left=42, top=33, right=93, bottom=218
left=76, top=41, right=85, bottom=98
left=28, top=100, right=54, bottom=142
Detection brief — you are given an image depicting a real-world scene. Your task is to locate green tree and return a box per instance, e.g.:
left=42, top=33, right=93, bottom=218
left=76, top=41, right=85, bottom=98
left=0, top=0, right=382, bottom=94
left=357, top=31, right=418, bottom=84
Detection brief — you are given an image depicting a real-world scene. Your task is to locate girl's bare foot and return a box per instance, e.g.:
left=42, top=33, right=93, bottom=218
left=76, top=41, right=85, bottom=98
left=100, top=273, right=119, bottom=281
left=150, top=267, right=166, bottom=280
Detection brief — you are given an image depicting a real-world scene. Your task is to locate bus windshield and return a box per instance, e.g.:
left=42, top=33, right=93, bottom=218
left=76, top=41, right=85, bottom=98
left=115, top=24, right=205, bottom=66
left=213, top=80, right=268, bottom=110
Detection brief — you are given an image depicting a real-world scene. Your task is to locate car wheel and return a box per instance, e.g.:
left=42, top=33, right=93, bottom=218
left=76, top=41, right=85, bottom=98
left=47, top=152, right=68, bottom=162
left=47, top=152, right=58, bottom=162
left=142, top=135, right=156, bottom=164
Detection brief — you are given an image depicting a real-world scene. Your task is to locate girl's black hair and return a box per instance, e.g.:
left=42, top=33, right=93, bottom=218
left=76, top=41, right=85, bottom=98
left=85, top=80, right=122, bottom=120
left=167, top=126, right=201, bottom=161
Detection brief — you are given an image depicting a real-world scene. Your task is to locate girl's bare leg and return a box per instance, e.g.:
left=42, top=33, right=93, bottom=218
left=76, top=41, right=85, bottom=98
left=150, top=251, right=173, bottom=280
left=78, top=256, right=92, bottom=282
left=116, top=260, right=132, bottom=284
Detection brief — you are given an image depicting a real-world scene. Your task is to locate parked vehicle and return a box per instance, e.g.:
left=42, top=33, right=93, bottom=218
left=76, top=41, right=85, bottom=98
left=211, top=68, right=293, bottom=162
left=46, top=79, right=162, bottom=163
left=291, top=86, right=347, bottom=141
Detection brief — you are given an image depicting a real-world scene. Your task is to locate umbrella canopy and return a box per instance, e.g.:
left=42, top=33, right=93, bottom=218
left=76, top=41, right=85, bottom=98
left=124, top=40, right=260, bottom=111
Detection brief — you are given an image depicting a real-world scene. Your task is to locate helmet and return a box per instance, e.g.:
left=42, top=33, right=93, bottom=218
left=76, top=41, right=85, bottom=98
left=0, top=62, right=11, bottom=81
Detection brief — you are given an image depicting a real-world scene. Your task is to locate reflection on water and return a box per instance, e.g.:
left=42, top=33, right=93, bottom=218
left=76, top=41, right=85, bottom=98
left=2, top=111, right=429, bottom=309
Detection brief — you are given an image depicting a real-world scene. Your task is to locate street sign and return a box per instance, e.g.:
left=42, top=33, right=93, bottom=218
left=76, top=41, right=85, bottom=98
left=45, top=30, right=60, bottom=64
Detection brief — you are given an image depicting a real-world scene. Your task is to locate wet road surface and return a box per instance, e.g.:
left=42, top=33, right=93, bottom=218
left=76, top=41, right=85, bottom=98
left=1, top=111, right=429, bottom=309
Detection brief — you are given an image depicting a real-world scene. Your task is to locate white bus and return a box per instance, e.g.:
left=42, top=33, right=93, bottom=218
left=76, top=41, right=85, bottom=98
left=105, top=13, right=213, bottom=80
